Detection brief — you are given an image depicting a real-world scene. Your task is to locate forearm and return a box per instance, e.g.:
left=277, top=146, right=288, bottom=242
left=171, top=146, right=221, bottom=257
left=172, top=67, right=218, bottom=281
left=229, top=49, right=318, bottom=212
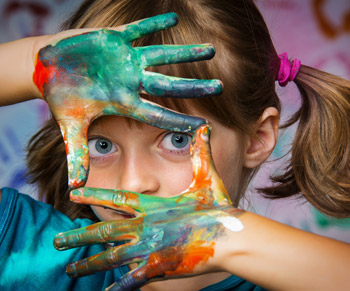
left=0, top=36, right=46, bottom=106
left=218, top=211, right=350, bottom=290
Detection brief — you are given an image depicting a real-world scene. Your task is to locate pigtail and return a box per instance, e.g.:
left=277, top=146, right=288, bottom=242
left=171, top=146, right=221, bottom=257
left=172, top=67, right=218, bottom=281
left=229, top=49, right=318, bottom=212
left=262, top=65, right=350, bottom=218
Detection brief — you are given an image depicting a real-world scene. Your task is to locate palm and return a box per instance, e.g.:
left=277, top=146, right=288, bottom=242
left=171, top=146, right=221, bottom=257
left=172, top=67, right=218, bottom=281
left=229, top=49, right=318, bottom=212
left=33, top=13, right=222, bottom=188
left=54, top=125, right=243, bottom=291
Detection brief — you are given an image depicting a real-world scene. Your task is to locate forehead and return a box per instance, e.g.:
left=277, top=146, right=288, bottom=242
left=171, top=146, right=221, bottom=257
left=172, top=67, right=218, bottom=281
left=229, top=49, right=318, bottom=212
left=88, top=116, right=155, bottom=137
left=88, top=93, right=215, bottom=133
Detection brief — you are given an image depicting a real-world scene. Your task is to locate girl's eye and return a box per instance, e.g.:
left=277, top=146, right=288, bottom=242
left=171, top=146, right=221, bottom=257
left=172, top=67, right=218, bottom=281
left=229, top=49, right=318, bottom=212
left=160, top=132, right=191, bottom=155
left=88, top=138, right=117, bottom=158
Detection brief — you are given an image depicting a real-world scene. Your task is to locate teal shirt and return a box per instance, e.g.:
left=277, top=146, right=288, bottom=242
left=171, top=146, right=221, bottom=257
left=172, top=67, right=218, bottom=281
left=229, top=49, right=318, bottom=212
left=0, top=187, right=267, bottom=290
left=0, top=187, right=120, bottom=290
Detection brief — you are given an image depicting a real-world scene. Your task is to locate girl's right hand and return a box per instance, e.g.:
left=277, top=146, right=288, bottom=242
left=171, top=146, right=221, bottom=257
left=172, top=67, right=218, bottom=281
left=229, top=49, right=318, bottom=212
left=32, top=13, right=223, bottom=189
left=54, top=124, right=245, bottom=291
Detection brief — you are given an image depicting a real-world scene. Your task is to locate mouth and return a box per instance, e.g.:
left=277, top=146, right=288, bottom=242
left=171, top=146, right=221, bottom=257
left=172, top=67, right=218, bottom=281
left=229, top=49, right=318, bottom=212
left=102, top=206, right=135, bottom=219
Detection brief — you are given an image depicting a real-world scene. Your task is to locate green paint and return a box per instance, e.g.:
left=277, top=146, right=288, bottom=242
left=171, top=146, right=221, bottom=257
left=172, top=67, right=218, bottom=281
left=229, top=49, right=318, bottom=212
left=54, top=125, right=243, bottom=290
left=33, top=13, right=223, bottom=189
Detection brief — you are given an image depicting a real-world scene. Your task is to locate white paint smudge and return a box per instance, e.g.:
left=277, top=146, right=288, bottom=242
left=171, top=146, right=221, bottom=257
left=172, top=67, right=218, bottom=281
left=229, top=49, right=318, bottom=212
left=217, top=216, right=244, bottom=232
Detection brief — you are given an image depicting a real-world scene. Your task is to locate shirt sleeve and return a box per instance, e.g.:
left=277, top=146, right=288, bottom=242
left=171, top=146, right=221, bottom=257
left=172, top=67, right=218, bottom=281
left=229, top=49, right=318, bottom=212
left=0, top=187, right=124, bottom=291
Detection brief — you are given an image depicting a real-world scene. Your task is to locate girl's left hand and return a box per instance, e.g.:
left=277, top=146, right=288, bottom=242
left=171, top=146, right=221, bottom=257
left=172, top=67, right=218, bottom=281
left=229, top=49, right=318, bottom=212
left=33, top=12, right=222, bottom=189
left=54, top=124, right=245, bottom=291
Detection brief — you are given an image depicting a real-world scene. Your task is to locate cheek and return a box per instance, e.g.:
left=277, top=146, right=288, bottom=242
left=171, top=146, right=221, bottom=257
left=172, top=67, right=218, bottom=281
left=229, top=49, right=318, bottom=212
left=85, top=164, right=117, bottom=188
left=155, top=159, right=193, bottom=197
left=214, top=152, right=242, bottom=197
left=210, top=137, right=244, bottom=201
left=85, top=156, right=193, bottom=198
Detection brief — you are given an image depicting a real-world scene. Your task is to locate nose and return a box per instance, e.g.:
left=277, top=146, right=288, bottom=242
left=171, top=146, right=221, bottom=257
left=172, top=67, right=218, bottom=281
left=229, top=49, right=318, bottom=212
left=116, top=150, right=160, bottom=195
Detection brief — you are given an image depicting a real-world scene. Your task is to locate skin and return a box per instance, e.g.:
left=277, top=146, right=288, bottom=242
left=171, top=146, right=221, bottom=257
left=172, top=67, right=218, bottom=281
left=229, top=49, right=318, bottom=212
left=30, top=13, right=244, bottom=290
left=27, top=13, right=281, bottom=291
left=54, top=123, right=246, bottom=291
left=85, top=115, right=246, bottom=222
left=32, top=12, right=222, bottom=190
left=1, top=12, right=349, bottom=290
left=32, top=16, right=277, bottom=289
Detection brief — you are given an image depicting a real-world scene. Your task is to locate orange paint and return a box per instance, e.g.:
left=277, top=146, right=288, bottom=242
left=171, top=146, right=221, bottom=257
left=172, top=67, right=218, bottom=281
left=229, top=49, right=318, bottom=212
left=194, top=190, right=214, bottom=211
left=69, top=179, right=84, bottom=189
left=63, top=105, right=87, bottom=119
left=189, top=127, right=212, bottom=191
left=139, top=241, right=215, bottom=279
left=165, top=241, right=215, bottom=275
left=69, top=191, right=140, bottom=216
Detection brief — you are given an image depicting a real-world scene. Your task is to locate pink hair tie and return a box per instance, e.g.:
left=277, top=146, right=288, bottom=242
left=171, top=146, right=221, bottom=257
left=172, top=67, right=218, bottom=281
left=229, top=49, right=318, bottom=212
left=277, top=53, right=301, bottom=87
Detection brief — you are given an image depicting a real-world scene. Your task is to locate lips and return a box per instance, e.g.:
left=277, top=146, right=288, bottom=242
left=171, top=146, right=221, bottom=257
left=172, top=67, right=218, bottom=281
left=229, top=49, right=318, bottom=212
left=102, top=206, right=135, bottom=219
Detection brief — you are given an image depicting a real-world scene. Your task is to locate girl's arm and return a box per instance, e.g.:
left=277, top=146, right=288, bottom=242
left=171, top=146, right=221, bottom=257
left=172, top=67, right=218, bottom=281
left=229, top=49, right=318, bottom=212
left=53, top=124, right=350, bottom=291
left=220, top=211, right=350, bottom=290
left=0, top=36, right=45, bottom=105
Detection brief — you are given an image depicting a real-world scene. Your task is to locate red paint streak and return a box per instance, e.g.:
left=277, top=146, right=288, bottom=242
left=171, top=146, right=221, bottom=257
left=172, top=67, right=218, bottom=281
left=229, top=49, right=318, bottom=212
left=69, top=179, right=84, bottom=189
left=33, top=54, right=50, bottom=98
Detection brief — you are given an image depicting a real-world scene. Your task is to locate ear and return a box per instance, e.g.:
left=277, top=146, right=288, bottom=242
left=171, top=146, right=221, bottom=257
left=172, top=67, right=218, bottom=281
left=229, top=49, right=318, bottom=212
left=244, top=107, right=279, bottom=168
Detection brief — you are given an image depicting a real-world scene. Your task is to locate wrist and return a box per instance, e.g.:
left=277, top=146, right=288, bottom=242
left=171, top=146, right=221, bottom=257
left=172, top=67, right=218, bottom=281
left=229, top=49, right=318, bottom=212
left=211, top=208, right=248, bottom=273
left=0, top=35, right=52, bottom=105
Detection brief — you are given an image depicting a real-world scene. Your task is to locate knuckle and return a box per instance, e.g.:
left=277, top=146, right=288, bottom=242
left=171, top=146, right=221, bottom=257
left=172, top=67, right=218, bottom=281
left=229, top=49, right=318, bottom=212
left=106, top=250, right=118, bottom=266
left=97, top=224, right=113, bottom=241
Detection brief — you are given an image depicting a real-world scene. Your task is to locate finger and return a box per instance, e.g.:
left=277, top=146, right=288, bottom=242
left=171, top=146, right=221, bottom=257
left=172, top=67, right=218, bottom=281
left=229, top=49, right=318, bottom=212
left=130, top=98, right=206, bottom=132
left=188, top=125, right=232, bottom=205
left=70, top=187, right=179, bottom=213
left=106, top=247, right=184, bottom=291
left=136, top=44, right=215, bottom=67
left=54, top=218, right=142, bottom=250
left=66, top=243, right=146, bottom=278
left=57, top=119, right=90, bottom=189
left=141, top=71, right=223, bottom=98
left=106, top=263, right=149, bottom=291
left=122, top=12, right=178, bottom=42
left=70, top=187, right=141, bottom=215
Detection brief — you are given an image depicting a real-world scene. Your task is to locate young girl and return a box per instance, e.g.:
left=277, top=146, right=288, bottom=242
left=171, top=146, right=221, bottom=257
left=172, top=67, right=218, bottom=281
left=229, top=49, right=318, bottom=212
left=0, top=0, right=349, bottom=290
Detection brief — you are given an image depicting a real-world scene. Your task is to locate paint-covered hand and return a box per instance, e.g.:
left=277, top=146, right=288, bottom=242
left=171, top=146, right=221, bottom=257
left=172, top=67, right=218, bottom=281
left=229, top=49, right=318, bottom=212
left=32, top=12, right=222, bottom=189
left=54, top=125, right=244, bottom=291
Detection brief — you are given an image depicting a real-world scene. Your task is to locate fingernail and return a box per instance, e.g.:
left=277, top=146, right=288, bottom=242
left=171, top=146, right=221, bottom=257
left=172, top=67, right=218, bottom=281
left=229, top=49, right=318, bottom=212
left=200, top=124, right=211, bottom=138
left=71, top=189, right=82, bottom=196
left=208, top=79, right=223, bottom=95
left=53, top=233, right=67, bottom=250
left=66, top=263, right=78, bottom=278
left=70, top=189, right=83, bottom=202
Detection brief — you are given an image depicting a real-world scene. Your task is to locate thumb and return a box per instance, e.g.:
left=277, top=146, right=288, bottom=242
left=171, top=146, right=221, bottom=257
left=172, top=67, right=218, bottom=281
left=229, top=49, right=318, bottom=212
left=188, top=124, right=232, bottom=206
left=58, top=119, right=90, bottom=189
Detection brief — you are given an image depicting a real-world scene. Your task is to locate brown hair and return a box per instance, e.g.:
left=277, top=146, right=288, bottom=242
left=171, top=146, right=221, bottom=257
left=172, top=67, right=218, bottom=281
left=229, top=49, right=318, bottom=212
left=26, top=0, right=350, bottom=219
left=262, top=66, right=350, bottom=218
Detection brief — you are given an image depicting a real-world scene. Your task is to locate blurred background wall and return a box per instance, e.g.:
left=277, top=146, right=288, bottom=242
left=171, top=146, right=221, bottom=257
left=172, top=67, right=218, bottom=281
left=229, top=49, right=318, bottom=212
left=0, top=0, right=349, bottom=242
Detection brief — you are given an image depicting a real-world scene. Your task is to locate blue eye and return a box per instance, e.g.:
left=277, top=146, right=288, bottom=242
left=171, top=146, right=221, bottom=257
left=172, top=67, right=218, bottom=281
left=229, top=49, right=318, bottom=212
left=160, top=132, right=191, bottom=155
left=171, top=134, right=189, bottom=148
left=88, top=138, right=117, bottom=158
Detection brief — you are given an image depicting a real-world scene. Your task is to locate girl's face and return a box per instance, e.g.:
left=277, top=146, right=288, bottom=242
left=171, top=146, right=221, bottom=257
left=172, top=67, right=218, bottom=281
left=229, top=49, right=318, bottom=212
left=86, top=114, right=246, bottom=221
